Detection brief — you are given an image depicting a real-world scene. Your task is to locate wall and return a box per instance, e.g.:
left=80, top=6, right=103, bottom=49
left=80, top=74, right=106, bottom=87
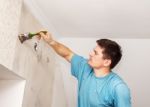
left=0, top=0, right=25, bottom=107
left=58, top=38, right=150, bottom=107
left=0, top=80, right=25, bottom=107
left=13, top=3, right=67, bottom=107
left=0, top=64, right=25, bottom=107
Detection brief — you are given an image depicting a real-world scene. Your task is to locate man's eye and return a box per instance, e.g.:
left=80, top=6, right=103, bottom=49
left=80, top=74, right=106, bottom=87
left=94, top=50, right=98, bottom=55
left=95, top=52, right=98, bottom=55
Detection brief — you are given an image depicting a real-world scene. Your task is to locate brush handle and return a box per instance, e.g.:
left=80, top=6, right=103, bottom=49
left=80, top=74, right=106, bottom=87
left=28, top=31, right=47, bottom=38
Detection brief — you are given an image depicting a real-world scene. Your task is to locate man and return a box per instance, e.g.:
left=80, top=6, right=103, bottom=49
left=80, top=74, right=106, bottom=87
left=38, top=31, right=131, bottom=107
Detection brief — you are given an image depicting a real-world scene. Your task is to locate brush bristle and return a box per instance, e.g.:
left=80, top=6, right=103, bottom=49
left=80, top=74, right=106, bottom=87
left=18, top=34, right=29, bottom=43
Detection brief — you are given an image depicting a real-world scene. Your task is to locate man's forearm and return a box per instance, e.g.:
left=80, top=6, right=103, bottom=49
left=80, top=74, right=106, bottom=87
left=47, top=40, right=73, bottom=59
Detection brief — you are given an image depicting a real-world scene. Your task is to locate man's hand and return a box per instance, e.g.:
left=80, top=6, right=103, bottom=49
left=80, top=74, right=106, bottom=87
left=36, top=31, right=74, bottom=62
left=37, top=31, right=54, bottom=44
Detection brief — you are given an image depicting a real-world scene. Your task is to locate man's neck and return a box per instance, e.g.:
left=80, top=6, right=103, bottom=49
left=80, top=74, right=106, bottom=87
left=93, top=67, right=111, bottom=77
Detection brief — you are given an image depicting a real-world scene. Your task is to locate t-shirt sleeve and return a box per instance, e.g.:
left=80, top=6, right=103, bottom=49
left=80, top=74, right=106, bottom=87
left=71, top=54, right=87, bottom=80
left=114, top=83, right=131, bottom=107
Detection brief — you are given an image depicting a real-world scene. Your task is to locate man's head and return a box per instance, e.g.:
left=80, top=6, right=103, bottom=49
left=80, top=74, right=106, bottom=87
left=88, top=39, right=122, bottom=69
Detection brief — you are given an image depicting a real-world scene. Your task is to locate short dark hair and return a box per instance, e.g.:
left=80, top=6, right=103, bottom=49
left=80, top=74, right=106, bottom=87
left=96, top=39, right=122, bottom=69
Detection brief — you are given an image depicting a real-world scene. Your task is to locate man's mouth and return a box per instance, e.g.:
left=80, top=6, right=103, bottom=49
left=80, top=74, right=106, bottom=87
left=88, top=58, right=92, bottom=61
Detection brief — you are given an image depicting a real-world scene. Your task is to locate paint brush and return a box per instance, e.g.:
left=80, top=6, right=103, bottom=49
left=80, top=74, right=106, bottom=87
left=18, top=31, right=47, bottom=43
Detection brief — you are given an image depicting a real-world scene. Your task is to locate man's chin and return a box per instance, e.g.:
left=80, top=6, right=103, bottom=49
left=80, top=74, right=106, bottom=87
left=87, top=60, right=90, bottom=64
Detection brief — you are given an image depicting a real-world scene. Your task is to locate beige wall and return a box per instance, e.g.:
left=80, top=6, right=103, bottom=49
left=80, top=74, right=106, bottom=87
left=13, top=3, right=67, bottom=107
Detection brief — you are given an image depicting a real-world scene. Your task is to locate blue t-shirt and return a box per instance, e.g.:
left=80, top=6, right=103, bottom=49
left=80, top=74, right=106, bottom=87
left=71, top=54, right=131, bottom=107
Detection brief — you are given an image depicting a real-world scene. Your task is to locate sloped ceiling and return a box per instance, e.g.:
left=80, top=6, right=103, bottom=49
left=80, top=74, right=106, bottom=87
left=25, top=0, right=150, bottom=38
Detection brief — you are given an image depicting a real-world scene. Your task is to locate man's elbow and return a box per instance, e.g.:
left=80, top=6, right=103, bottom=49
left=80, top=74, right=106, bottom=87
left=64, top=52, right=74, bottom=62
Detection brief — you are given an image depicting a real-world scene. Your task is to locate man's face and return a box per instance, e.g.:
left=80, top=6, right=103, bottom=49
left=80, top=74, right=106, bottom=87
left=88, top=45, right=111, bottom=69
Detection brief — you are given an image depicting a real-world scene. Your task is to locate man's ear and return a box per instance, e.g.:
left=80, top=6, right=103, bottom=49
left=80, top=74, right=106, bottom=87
left=104, top=59, right=111, bottom=67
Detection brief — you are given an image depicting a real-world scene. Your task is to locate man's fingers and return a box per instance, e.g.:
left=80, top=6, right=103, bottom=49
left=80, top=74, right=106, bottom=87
left=35, top=32, right=43, bottom=40
left=36, top=35, right=41, bottom=40
left=39, top=32, right=45, bottom=38
left=36, top=30, right=47, bottom=35
left=35, top=30, right=48, bottom=41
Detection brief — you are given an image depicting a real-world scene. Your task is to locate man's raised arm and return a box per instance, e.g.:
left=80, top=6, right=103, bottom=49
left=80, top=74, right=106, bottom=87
left=38, top=32, right=74, bottom=62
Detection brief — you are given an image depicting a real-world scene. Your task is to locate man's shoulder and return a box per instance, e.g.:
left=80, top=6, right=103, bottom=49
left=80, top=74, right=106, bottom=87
left=71, top=54, right=86, bottom=62
left=71, top=54, right=91, bottom=67
left=71, top=54, right=93, bottom=81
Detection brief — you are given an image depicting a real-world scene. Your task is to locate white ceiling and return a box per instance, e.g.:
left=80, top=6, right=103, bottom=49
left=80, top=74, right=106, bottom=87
left=25, top=0, right=150, bottom=38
